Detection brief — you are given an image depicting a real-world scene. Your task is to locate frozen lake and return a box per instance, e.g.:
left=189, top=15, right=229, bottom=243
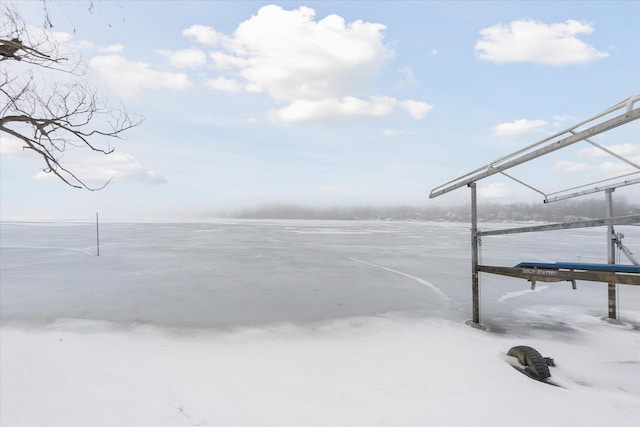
left=2, top=220, right=639, bottom=426
left=1, top=220, right=639, bottom=330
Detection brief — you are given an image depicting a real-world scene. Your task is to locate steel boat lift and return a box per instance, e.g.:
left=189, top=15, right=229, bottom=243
left=430, top=94, right=640, bottom=327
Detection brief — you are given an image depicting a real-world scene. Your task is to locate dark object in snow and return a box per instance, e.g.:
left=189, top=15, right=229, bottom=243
left=507, top=345, right=552, bottom=381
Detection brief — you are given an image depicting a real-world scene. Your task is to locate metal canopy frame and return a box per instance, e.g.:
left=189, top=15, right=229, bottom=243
left=429, top=94, right=640, bottom=327
left=430, top=93, right=640, bottom=202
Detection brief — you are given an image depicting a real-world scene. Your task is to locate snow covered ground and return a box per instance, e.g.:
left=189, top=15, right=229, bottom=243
left=1, top=220, right=639, bottom=426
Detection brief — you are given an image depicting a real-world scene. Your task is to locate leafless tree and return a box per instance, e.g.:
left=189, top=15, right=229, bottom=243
left=0, top=4, right=142, bottom=190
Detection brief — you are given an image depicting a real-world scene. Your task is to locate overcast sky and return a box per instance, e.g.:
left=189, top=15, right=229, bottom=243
left=1, top=1, right=639, bottom=220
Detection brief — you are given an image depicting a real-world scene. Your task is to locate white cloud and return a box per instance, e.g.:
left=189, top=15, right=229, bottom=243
left=89, top=55, right=192, bottom=97
left=555, top=145, right=639, bottom=178
left=100, top=43, right=124, bottom=54
left=400, top=100, right=432, bottom=119
left=0, top=135, right=25, bottom=156
left=33, top=152, right=166, bottom=186
left=158, top=48, right=207, bottom=69
left=206, top=76, right=243, bottom=92
left=194, top=5, right=430, bottom=123
left=579, top=143, right=640, bottom=158
left=183, top=24, right=226, bottom=46
left=478, top=182, right=510, bottom=198
left=227, top=5, right=393, bottom=100
left=475, top=19, right=608, bottom=66
left=22, top=25, right=87, bottom=63
left=383, top=129, right=414, bottom=137
left=552, top=114, right=573, bottom=127
left=600, top=157, right=640, bottom=176
left=209, top=51, right=250, bottom=71
left=51, top=30, right=73, bottom=44
left=554, top=160, right=590, bottom=173
left=494, top=119, right=548, bottom=138
left=397, top=66, right=419, bottom=87
left=269, top=96, right=397, bottom=123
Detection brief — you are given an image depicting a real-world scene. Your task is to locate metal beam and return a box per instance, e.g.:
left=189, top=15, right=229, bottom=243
left=583, top=136, right=640, bottom=170
left=430, top=105, right=640, bottom=199
left=477, top=215, right=640, bottom=237
left=478, top=265, right=640, bottom=286
left=544, top=177, right=640, bottom=203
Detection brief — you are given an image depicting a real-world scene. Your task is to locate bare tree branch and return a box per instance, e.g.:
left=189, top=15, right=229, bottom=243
left=0, top=4, right=143, bottom=190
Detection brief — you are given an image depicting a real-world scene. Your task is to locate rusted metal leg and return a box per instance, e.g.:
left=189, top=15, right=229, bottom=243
left=606, top=189, right=617, bottom=320
left=608, top=284, right=617, bottom=319
left=470, top=183, right=480, bottom=325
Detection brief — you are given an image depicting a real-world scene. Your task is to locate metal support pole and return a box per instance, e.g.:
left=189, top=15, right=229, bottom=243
left=470, top=182, right=480, bottom=325
left=605, top=189, right=616, bottom=319
left=96, top=212, right=100, bottom=257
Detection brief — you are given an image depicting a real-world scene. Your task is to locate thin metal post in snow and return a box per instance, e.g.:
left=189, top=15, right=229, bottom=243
left=96, top=212, right=100, bottom=257
left=605, top=189, right=616, bottom=319
left=470, top=182, right=480, bottom=325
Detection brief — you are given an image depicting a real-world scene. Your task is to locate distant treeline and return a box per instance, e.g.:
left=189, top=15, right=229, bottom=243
left=227, top=198, right=639, bottom=222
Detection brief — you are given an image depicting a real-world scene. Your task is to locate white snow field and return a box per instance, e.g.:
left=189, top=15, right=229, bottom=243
left=1, top=220, right=639, bottom=426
